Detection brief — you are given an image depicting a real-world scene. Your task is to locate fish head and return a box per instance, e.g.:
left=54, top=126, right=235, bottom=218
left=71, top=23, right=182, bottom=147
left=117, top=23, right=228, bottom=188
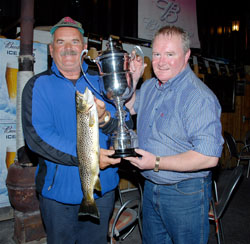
left=76, top=87, right=95, bottom=113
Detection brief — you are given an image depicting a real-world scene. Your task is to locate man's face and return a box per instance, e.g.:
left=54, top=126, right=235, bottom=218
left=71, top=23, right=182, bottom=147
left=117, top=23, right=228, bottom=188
left=152, top=34, right=190, bottom=84
left=49, top=27, right=86, bottom=77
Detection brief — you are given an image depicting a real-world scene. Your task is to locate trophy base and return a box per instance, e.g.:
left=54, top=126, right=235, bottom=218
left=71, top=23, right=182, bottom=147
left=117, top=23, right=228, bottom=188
left=110, top=148, right=140, bottom=158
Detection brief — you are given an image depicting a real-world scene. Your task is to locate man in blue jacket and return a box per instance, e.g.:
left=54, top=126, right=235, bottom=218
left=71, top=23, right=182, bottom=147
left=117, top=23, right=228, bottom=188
left=22, top=17, right=126, bottom=244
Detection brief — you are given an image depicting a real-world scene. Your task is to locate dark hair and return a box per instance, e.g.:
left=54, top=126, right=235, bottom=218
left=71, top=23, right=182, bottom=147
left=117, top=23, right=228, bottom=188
left=153, top=26, right=190, bottom=54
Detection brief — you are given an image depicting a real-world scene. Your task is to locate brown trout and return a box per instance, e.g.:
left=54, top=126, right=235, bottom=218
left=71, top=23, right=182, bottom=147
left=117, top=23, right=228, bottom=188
left=76, top=87, right=101, bottom=219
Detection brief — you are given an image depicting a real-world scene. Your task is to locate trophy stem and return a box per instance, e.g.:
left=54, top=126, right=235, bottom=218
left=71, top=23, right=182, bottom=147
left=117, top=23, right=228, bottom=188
left=109, top=97, right=140, bottom=158
left=114, top=97, right=127, bottom=132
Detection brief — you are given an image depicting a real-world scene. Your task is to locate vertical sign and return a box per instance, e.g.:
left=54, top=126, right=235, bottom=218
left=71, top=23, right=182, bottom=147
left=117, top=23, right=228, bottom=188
left=0, top=38, right=48, bottom=208
left=138, top=0, right=200, bottom=48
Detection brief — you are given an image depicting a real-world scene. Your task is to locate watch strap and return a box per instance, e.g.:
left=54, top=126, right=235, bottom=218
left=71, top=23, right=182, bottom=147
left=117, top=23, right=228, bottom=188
left=99, top=111, right=111, bottom=126
left=154, top=156, right=160, bottom=172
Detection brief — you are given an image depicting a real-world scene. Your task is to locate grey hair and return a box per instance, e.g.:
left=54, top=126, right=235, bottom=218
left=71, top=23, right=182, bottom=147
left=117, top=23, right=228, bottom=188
left=153, top=26, right=191, bottom=54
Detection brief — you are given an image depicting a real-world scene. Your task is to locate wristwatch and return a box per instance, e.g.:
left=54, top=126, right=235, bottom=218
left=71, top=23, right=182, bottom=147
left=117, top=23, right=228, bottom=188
left=153, top=156, right=160, bottom=172
left=99, top=111, right=111, bottom=126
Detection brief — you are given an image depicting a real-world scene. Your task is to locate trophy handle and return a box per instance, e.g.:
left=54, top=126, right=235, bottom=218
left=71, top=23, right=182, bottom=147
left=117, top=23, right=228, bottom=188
left=131, top=46, right=144, bottom=62
left=132, top=45, right=144, bottom=61
left=79, top=49, right=103, bottom=97
left=80, top=49, right=89, bottom=60
left=130, top=45, right=145, bottom=78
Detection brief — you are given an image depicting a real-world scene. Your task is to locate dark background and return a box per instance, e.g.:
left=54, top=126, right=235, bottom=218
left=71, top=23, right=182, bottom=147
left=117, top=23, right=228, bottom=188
left=0, top=0, right=250, bottom=64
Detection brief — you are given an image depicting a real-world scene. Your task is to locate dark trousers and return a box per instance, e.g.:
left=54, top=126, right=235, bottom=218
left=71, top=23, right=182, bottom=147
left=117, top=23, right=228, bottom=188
left=39, top=190, right=115, bottom=244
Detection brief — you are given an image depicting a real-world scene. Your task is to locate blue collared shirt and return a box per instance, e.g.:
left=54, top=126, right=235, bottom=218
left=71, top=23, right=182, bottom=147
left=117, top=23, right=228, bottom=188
left=134, top=65, right=224, bottom=184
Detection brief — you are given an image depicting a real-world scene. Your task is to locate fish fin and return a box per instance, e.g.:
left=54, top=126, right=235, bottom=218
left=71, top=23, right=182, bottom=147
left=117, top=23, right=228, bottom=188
left=94, top=178, right=102, bottom=192
left=89, top=111, right=96, bottom=127
left=78, top=199, right=100, bottom=219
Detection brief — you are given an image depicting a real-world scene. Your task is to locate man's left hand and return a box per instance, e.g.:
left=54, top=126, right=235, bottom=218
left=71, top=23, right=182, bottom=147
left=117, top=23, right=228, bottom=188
left=130, top=53, right=147, bottom=85
left=125, top=149, right=155, bottom=170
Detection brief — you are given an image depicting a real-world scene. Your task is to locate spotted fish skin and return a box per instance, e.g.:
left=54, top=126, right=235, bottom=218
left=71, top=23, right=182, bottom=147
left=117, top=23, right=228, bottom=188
left=76, top=87, right=101, bottom=219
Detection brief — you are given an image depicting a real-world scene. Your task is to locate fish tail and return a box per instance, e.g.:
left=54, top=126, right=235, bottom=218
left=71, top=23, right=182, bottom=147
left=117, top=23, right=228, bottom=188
left=78, top=199, right=100, bottom=219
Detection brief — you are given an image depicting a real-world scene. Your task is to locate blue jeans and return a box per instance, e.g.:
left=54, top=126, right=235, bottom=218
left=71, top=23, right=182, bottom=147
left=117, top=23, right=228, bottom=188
left=39, top=190, right=115, bottom=244
left=142, top=175, right=212, bottom=244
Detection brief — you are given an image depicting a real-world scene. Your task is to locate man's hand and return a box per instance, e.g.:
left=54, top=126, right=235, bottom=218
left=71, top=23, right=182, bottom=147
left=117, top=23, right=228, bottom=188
left=95, top=98, right=111, bottom=127
left=95, top=98, right=106, bottom=120
left=125, top=53, right=147, bottom=115
left=125, top=149, right=155, bottom=170
left=130, top=52, right=147, bottom=86
left=99, top=148, right=121, bottom=169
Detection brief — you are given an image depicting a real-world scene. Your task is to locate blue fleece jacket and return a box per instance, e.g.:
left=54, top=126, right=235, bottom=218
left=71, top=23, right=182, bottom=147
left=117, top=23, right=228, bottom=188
left=22, top=61, right=119, bottom=204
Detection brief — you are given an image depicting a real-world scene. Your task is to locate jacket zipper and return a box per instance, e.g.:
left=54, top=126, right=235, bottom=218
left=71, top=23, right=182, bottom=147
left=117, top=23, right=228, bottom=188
left=48, top=165, right=58, bottom=191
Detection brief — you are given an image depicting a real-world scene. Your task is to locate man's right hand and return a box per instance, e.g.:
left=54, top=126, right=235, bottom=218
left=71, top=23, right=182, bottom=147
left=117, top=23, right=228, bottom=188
left=99, top=148, right=121, bottom=169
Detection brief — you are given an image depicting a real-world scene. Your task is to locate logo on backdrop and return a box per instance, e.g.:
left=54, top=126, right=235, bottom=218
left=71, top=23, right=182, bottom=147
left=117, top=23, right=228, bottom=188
left=138, top=0, right=200, bottom=48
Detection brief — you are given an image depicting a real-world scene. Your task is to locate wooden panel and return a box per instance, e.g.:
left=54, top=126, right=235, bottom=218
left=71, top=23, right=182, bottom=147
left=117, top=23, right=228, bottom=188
left=119, top=178, right=129, bottom=190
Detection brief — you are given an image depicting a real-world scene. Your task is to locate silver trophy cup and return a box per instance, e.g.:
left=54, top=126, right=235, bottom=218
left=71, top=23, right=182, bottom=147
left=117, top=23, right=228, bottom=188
left=90, top=37, right=143, bottom=158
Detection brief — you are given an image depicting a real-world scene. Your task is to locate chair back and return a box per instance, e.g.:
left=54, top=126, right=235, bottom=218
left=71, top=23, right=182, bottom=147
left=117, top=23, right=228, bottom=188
left=245, top=131, right=250, bottom=150
left=224, top=131, right=239, bottom=159
left=109, top=166, right=143, bottom=243
left=216, top=165, right=243, bottom=218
